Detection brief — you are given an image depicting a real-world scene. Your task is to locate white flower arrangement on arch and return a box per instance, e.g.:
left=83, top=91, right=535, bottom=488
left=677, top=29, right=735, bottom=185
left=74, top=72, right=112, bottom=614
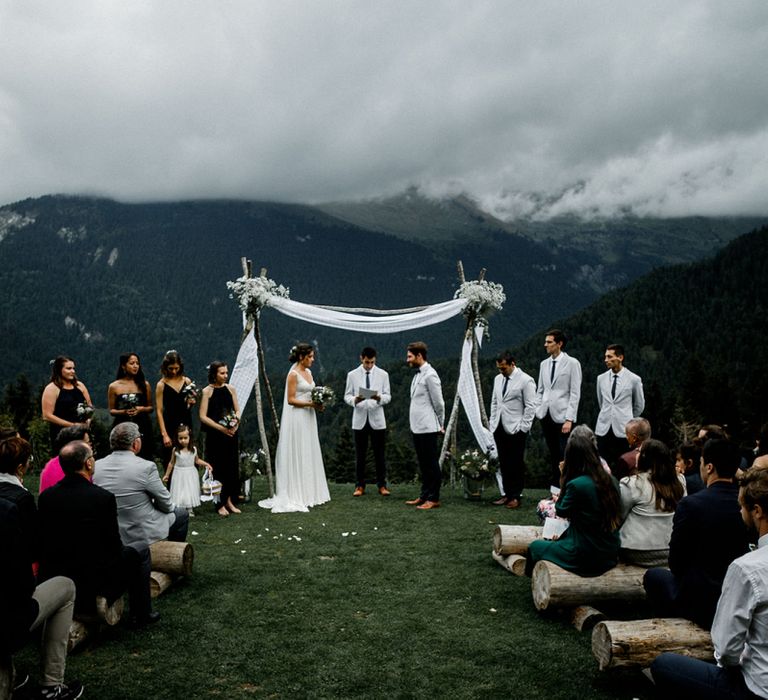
left=227, top=275, right=290, bottom=316
left=454, top=279, right=506, bottom=318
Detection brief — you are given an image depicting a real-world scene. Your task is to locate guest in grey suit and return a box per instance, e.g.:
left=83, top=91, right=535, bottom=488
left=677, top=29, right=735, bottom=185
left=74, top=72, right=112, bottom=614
left=595, top=344, right=645, bottom=470
left=93, top=422, right=189, bottom=550
left=535, top=329, right=582, bottom=494
left=490, top=350, right=537, bottom=509
left=344, top=347, right=392, bottom=497
left=405, top=341, right=445, bottom=510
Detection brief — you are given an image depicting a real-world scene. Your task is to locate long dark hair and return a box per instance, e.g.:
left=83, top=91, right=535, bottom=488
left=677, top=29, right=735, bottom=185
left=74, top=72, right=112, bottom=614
left=50, top=355, right=78, bottom=388
left=116, top=352, right=148, bottom=392
left=638, top=439, right=685, bottom=512
left=289, top=343, right=314, bottom=364
left=561, top=432, right=621, bottom=532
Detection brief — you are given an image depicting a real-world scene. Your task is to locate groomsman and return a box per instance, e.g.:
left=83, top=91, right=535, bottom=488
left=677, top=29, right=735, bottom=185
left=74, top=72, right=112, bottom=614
left=595, top=344, right=645, bottom=470
left=405, top=341, right=445, bottom=510
left=535, top=329, right=582, bottom=494
left=343, top=347, right=391, bottom=497
left=490, top=351, right=537, bottom=509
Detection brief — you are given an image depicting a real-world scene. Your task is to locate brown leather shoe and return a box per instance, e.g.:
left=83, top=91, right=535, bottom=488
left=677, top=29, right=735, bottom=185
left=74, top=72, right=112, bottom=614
left=492, top=497, right=508, bottom=506
left=353, top=486, right=365, bottom=497
left=416, top=500, right=440, bottom=510
left=405, top=498, right=425, bottom=506
left=505, top=498, right=521, bottom=509
left=378, top=486, right=391, bottom=496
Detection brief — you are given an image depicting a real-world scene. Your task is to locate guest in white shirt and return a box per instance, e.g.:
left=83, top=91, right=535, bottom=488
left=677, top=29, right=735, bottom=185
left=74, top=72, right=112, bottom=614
left=535, top=329, right=582, bottom=494
left=489, top=351, right=537, bottom=509
left=651, top=466, right=768, bottom=698
left=595, top=344, right=644, bottom=471
left=405, top=341, right=445, bottom=511
left=343, top=347, right=391, bottom=497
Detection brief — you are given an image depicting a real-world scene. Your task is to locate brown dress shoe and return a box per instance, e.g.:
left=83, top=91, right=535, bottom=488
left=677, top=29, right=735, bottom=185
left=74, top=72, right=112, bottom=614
left=353, top=486, right=365, bottom=497
left=405, top=498, right=425, bottom=506
left=378, top=486, right=391, bottom=496
left=416, top=500, right=440, bottom=510
left=492, top=497, right=508, bottom=506
left=505, top=498, right=521, bottom=509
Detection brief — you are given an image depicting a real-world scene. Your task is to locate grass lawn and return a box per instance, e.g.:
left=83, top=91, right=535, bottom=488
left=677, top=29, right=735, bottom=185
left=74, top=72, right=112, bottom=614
left=17, top=479, right=654, bottom=699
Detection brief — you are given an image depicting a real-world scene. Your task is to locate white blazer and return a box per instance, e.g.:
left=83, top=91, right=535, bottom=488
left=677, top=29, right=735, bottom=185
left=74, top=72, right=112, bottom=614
left=595, top=367, right=645, bottom=437
left=409, top=363, right=445, bottom=434
left=343, top=364, right=391, bottom=430
left=489, top=367, right=537, bottom=435
left=535, top=351, right=582, bottom=423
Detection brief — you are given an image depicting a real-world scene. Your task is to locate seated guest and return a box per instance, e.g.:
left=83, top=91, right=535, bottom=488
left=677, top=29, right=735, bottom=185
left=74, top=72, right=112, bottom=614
left=93, top=422, right=188, bottom=549
left=0, top=498, right=82, bottom=700
left=39, top=424, right=93, bottom=494
left=676, top=441, right=703, bottom=496
left=644, top=439, right=750, bottom=629
left=752, top=422, right=768, bottom=471
left=650, top=466, right=768, bottom=698
left=614, top=418, right=651, bottom=480
left=0, top=436, right=39, bottom=565
left=528, top=430, right=622, bottom=576
left=619, top=439, right=686, bottom=567
left=38, top=441, right=158, bottom=627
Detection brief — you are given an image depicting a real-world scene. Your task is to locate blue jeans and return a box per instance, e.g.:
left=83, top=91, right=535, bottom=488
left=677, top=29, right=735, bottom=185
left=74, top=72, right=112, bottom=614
left=651, top=653, right=761, bottom=699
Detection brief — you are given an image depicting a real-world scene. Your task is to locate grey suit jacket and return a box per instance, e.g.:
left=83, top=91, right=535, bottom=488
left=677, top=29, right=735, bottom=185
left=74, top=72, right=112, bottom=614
left=343, top=365, right=391, bottom=430
left=93, top=450, right=176, bottom=549
left=489, top=367, right=537, bottom=434
left=535, top=351, right=582, bottom=423
left=409, top=363, right=445, bottom=434
left=595, top=367, right=645, bottom=437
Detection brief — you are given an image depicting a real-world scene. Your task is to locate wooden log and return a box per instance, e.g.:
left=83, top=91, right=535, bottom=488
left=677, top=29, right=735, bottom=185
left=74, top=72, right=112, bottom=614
left=149, top=541, right=194, bottom=576
left=74, top=596, right=124, bottom=627
left=493, top=525, right=543, bottom=556
left=150, top=571, right=174, bottom=598
left=491, top=550, right=527, bottom=576
left=571, top=606, right=606, bottom=632
left=592, top=618, right=713, bottom=671
left=531, top=560, right=646, bottom=611
left=67, top=621, right=88, bottom=652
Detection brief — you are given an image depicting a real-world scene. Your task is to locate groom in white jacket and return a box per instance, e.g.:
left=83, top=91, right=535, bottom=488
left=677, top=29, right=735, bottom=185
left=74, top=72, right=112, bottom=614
left=344, top=347, right=391, bottom=497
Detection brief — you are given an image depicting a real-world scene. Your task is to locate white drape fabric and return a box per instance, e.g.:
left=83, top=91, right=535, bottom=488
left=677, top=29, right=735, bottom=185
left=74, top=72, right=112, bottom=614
left=458, top=336, right=497, bottom=459
left=230, top=327, right=259, bottom=414
left=267, top=296, right=466, bottom=333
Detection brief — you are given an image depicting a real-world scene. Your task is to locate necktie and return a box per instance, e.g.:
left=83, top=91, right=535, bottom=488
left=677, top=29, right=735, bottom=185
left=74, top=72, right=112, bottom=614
left=365, top=371, right=370, bottom=389
left=550, top=359, right=556, bottom=383
left=611, top=374, right=618, bottom=399
left=502, top=376, right=509, bottom=397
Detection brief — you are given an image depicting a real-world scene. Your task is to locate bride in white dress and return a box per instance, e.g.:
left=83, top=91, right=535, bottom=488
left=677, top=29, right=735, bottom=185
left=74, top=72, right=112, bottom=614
left=258, top=343, right=331, bottom=513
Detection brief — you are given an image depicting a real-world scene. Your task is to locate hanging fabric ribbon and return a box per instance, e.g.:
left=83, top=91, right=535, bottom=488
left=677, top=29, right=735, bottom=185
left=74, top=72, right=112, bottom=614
left=229, top=327, right=259, bottom=414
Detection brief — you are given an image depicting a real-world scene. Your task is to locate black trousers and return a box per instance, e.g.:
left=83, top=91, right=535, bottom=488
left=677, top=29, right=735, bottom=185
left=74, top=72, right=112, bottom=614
left=597, top=431, right=629, bottom=472
left=494, top=427, right=527, bottom=500
left=354, top=421, right=387, bottom=487
left=412, top=432, right=441, bottom=502
left=540, top=414, right=568, bottom=489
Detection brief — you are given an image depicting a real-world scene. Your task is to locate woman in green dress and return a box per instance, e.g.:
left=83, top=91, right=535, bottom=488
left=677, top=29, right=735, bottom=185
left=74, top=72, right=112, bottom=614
left=528, top=430, right=621, bottom=576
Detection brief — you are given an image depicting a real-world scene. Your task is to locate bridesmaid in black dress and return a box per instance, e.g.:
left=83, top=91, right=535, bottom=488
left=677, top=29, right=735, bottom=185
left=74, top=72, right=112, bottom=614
left=156, top=350, right=196, bottom=467
left=199, top=361, right=241, bottom=517
left=41, top=356, right=94, bottom=447
left=108, top=352, right=155, bottom=461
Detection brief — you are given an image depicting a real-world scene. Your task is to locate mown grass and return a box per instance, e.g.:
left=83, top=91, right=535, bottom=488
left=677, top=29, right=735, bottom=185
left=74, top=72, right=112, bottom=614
left=17, top=479, right=653, bottom=699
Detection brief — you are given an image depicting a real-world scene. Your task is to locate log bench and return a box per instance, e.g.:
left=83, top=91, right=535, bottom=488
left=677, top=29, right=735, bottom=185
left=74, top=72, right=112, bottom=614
left=592, top=618, right=713, bottom=671
left=149, top=540, right=194, bottom=598
left=493, top=525, right=543, bottom=556
left=67, top=595, right=124, bottom=651
left=531, top=560, right=647, bottom=611
left=491, top=549, right=527, bottom=576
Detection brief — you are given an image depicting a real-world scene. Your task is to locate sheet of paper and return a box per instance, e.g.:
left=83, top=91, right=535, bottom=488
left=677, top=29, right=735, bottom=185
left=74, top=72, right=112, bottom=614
left=357, top=387, right=376, bottom=399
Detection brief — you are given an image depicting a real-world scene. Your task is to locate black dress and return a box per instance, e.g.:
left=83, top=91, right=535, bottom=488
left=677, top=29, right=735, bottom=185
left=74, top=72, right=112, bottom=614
left=50, top=385, right=86, bottom=445
left=113, top=391, right=155, bottom=461
left=159, top=381, right=193, bottom=466
left=203, top=386, right=240, bottom=509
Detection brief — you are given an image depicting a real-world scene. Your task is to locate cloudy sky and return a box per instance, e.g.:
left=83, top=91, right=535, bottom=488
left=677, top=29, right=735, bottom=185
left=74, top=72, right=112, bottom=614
left=1, top=1, right=767, bottom=219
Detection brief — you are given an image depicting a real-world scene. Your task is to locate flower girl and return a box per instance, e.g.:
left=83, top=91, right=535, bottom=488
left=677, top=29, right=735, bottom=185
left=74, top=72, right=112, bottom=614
left=163, top=424, right=211, bottom=516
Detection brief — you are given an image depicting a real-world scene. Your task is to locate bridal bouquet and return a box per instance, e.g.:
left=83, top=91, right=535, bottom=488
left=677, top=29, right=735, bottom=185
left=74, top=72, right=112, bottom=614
left=76, top=402, right=94, bottom=420
left=311, top=386, right=336, bottom=407
left=219, top=410, right=239, bottom=429
left=457, top=448, right=496, bottom=481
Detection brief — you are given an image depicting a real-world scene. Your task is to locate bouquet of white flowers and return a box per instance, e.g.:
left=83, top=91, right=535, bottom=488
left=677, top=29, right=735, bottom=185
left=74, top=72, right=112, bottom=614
left=76, top=402, right=94, bottom=420
left=311, top=386, right=336, bottom=407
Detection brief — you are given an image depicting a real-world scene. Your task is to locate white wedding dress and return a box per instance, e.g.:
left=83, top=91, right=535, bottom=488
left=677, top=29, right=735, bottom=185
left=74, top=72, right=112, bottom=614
left=258, top=366, right=330, bottom=513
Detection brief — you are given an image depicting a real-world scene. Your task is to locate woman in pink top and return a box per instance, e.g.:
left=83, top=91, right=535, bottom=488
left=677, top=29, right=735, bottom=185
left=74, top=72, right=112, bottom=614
left=38, top=424, right=93, bottom=493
